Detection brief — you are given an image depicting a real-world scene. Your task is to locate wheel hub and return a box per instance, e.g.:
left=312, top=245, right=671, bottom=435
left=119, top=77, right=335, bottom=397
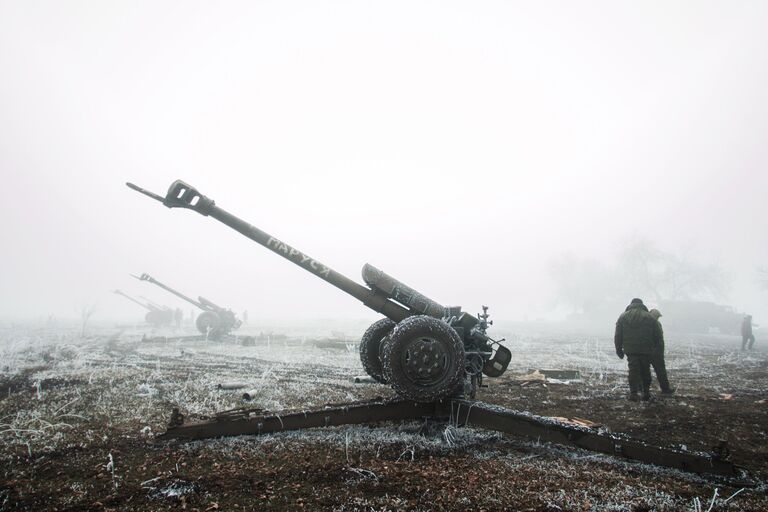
left=402, top=337, right=451, bottom=385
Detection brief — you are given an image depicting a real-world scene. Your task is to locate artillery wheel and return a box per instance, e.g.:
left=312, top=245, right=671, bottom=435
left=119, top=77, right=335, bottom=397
left=359, top=318, right=396, bottom=383
left=196, top=311, right=222, bottom=337
left=382, top=315, right=464, bottom=402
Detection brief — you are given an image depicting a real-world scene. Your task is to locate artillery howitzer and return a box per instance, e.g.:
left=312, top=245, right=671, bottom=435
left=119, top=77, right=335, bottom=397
left=128, top=180, right=511, bottom=402
left=113, top=289, right=174, bottom=327
left=130, top=272, right=241, bottom=338
left=125, top=180, right=747, bottom=482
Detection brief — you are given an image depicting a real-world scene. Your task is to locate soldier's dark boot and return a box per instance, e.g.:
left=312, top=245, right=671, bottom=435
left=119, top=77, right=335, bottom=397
left=661, top=387, right=675, bottom=396
left=642, top=392, right=652, bottom=401
left=629, top=393, right=639, bottom=402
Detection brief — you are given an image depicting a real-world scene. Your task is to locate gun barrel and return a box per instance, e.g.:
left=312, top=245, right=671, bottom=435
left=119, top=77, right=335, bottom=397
left=131, top=273, right=205, bottom=310
left=140, top=296, right=171, bottom=311
left=127, top=181, right=411, bottom=322
left=208, top=203, right=411, bottom=321
left=113, top=289, right=154, bottom=311
left=198, top=296, right=224, bottom=312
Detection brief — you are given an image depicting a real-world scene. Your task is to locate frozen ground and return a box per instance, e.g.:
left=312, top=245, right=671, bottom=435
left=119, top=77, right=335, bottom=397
left=0, top=320, right=766, bottom=511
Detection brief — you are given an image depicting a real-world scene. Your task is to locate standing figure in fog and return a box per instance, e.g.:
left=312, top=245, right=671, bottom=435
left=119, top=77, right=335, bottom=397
left=649, top=309, right=674, bottom=395
left=614, top=298, right=663, bottom=401
left=741, top=314, right=756, bottom=350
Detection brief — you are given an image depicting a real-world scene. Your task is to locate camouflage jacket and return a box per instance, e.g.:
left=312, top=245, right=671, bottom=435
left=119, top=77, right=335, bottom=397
left=614, top=303, right=663, bottom=355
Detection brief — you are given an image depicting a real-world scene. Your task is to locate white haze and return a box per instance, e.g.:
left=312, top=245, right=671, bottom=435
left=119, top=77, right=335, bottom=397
left=1, top=1, right=766, bottom=325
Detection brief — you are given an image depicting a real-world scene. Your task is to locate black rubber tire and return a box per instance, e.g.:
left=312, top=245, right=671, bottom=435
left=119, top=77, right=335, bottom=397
left=382, top=315, right=465, bottom=402
left=196, top=311, right=222, bottom=337
left=359, top=318, right=396, bottom=383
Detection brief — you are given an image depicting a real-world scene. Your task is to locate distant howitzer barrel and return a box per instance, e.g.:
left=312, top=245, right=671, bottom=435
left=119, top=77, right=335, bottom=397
left=198, top=296, right=227, bottom=312
left=127, top=180, right=511, bottom=401
left=131, top=273, right=204, bottom=309
left=113, top=290, right=173, bottom=327
left=130, top=272, right=241, bottom=337
left=140, top=295, right=172, bottom=312
left=113, top=289, right=155, bottom=312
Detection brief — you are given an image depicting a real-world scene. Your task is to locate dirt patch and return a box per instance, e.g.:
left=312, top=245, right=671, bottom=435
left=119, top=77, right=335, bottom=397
left=0, top=367, right=51, bottom=401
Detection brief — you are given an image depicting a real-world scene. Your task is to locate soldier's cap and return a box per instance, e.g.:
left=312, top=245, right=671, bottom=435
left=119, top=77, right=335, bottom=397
left=630, top=298, right=644, bottom=305
left=649, top=309, right=662, bottom=319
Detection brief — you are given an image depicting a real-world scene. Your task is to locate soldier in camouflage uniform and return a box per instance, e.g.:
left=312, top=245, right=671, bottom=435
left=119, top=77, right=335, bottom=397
left=648, top=309, right=674, bottom=395
left=614, top=298, right=663, bottom=401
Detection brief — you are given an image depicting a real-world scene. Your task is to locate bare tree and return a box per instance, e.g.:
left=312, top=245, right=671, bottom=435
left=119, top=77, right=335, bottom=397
left=550, top=240, right=728, bottom=316
left=79, top=303, right=97, bottom=338
left=617, top=239, right=726, bottom=302
left=549, top=254, right=620, bottom=314
left=617, top=239, right=665, bottom=302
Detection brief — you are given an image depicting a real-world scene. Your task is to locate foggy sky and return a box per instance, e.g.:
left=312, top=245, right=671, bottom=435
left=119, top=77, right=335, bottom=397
left=1, top=1, right=767, bottom=324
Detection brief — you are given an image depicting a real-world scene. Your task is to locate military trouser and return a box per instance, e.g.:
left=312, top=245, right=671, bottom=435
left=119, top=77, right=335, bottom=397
left=742, top=335, right=755, bottom=350
left=626, top=354, right=652, bottom=395
left=650, top=351, right=671, bottom=393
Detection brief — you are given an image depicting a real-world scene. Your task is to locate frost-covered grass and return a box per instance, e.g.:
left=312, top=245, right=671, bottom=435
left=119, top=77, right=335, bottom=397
left=0, top=323, right=762, bottom=444
left=0, top=322, right=392, bottom=458
left=493, top=327, right=765, bottom=396
left=0, top=321, right=766, bottom=511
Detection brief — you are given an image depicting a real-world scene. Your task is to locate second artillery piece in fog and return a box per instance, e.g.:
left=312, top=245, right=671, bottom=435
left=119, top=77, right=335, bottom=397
left=127, top=180, right=511, bottom=402
left=131, top=272, right=241, bottom=338
left=113, top=289, right=174, bottom=327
